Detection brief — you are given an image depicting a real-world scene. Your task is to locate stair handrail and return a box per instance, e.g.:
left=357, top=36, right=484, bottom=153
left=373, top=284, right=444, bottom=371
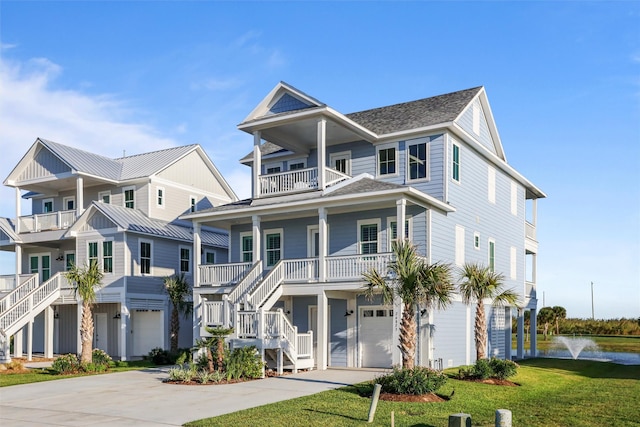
left=245, top=260, right=284, bottom=310
left=0, top=274, right=39, bottom=313
left=276, top=308, right=298, bottom=360
left=228, top=261, right=263, bottom=305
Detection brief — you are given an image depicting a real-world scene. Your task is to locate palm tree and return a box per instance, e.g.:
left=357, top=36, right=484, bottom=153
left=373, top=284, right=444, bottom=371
left=551, top=306, right=567, bottom=335
left=164, top=274, right=192, bottom=352
left=537, top=307, right=555, bottom=341
left=65, top=262, right=104, bottom=363
left=363, top=240, right=455, bottom=369
left=459, top=263, right=519, bottom=360
left=194, top=326, right=233, bottom=373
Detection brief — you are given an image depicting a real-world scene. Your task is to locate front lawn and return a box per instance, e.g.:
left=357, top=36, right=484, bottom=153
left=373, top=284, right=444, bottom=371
left=0, top=360, right=155, bottom=387
left=186, top=359, right=640, bottom=427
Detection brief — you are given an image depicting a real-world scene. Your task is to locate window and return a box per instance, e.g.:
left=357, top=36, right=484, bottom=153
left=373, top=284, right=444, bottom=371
left=123, top=187, right=135, bottom=209
left=289, top=159, right=306, bottom=170
left=102, top=241, right=113, bottom=273
left=358, top=220, right=379, bottom=255
left=377, top=145, right=397, bottom=176
left=388, top=217, right=411, bottom=250
left=452, top=143, right=460, bottom=182
left=190, top=196, right=197, bottom=213
left=407, top=139, right=428, bottom=180
left=264, top=230, right=282, bottom=267
left=488, top=240, right=496, bottom=272
left=180, top=247, right=191, bottom=273
left=474, top=232, right=480, bottom=250
left=455, top=225, right=465, bottom=267
left=65, top=252, right=75, bottom=271
left=157, top=187, right=164, bottom=208
left=88, top=242, right=99, bottom=267
left=63, top=197, right=75, bottom=211
left=43, top=199, right=54, bottom=213
left=204, top=251, right=215, bottom=265
left=488, top=166, right=496, bottom=204
left=330, top=151, right=351, bottom=175
left=140, top=240, right=152, bottom=275
left=98, top=191, right=111, bottom=204
left=265, top=163, right=282, bottom=174
left=241, top=233, right=253, bottom=263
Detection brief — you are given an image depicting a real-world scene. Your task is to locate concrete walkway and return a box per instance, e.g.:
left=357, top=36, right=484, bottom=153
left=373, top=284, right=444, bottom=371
left=0, top=367, right=385, bottom=426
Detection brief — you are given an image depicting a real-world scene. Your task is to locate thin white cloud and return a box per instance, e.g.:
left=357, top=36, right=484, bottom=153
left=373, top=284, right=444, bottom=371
left=0, top=42, right=17, bottom=50
left=191, top=77, right=242, bottom=91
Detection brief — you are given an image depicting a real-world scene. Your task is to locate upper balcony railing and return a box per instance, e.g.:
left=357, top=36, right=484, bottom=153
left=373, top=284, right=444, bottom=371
left=259, top=167, right=350, bottom=197
left=17, top=210, right=77, bottom=234
left=525, top=221, right=536, bottom=241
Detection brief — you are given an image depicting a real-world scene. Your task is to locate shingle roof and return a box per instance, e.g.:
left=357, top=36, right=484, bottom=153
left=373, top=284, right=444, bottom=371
left=345, top=87, right=482, bottom=135
left=0, top=217, right=19, bottom=242
left=240, top=141, right=290, bottom=162
left=90, top=202, right=227, bottom=247
left=40, top=139, right=198, bottom=182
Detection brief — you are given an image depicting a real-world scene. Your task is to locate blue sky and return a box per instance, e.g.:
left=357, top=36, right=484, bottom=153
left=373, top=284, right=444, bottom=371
left=0, top=1, right=638, bottom=319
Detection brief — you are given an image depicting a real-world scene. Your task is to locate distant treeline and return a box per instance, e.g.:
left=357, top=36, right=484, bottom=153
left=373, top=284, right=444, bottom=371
left=552, top=318, right=640, bottom=336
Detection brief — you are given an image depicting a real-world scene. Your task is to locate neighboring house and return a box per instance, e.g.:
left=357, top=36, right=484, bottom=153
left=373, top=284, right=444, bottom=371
left=0, top=139, right=237, bottom=362
left=183, top=82, right=545, bottom=372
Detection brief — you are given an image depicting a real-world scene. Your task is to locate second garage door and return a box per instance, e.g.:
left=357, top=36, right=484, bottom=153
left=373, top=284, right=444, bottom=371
left=359, top=306, right=393, bottom=368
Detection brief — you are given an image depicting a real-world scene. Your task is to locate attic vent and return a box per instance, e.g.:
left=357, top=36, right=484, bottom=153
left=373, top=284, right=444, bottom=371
left=269, top=93, right=312, bottom=114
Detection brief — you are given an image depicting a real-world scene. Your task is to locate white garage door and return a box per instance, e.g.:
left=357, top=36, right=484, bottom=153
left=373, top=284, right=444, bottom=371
left=132, top=310, right=164, bottom=356
left=360, top=307, right=393, bottom=368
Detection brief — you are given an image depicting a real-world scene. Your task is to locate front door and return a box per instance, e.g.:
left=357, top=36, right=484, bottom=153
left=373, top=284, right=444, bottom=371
left=93, top=313, right=108, bottom=352
left=30, top=254, right=51, bottom=282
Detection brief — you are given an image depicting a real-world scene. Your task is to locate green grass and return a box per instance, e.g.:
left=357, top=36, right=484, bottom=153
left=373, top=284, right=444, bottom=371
left=186, top=359, right=640, bottom=427
left=513, top=334, right=640, bottom=353
left=0, top=360, right=155, bottom=387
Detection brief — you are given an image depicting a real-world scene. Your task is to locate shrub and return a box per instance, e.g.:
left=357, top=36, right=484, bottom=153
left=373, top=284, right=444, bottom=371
left=91, top=349, right=112, bottom=370
left=148, top=347, right=172, bottom=365
left=167, top=365, right=197, bottom=382
left=114, top=361, right=129, bottom=368
left=196, top=369, right=224, bottom=384
left=225, top=346, right=263, bottom=380
left=472, top=358, right=492, bottom=380
left=52, top=353, right=80, bottom=374
left=457, top=357, right=519, bottom=381
left=5, top=360, right=24, bottom=371
left=376, top=366, right=448, bottom=395
left=489, top=358, right=518, bottom=380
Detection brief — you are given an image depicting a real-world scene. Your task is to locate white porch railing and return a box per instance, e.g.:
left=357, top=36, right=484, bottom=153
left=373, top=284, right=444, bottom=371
left=198, top=262, right=252, bottom=287
left=326, top=253, right=393, bottom=281
left=525, top=221, right=536, bottom=240
left=246, top=261, right=284, bottom=310
left=0, top=274, right=39, bottom=313
left=0, top=274, right=35, bottom=292
left=325, top=168, right=351, bottom=187
left=258, top=167, right=350, bottom=197
left=283, top=258, right=319, bottom=283
left=17, top=210, right=77, bottom=233
left=229, top=261, right=263, bottom=305
left=236, top=311, right=259, bottom=338
left=203, top=301, right=225, bottom=326
left=526, top=281, right=536, bottom=299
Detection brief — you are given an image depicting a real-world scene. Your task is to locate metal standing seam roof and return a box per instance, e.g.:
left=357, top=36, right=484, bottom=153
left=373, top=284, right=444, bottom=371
left=0, top=217, right=19, bottom=242
left=91, top=202, right=227, bottom=247
left=40, top=139, right=199, bottom=182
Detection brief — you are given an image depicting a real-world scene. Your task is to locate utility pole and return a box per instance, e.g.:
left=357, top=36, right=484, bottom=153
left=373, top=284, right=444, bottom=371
left=591, top=281, right=595, bottom=319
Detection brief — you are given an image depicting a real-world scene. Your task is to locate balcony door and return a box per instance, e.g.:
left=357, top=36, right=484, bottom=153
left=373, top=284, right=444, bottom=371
left=30, top=253, right=51, bottom=282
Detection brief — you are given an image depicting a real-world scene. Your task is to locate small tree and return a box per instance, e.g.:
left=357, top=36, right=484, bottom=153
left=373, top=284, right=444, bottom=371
left=551, top=306, right=567, bottom=335
left=459, top=263, right=519, bottom=360
left=65, top=262, right=104, bottom=363
left=363, top=240, right=455, bottom=369
left=537, top=307, right=555, bottom=341
left=194, top=326, right=233, bottom=373
left=164, top=274, right=192, bottom=352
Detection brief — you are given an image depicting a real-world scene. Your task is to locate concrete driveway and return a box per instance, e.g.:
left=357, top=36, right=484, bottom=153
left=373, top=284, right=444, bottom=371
left=0, top=367, right=385, bottom=426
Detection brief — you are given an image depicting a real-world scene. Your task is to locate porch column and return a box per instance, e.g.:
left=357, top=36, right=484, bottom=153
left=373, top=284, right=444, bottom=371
left=505, top=307, right=512, bottom=360
left=318, top=207, right=327, bottom=282
left=347, top=295, right=357, bottom=367
left=396, top=198, right=406, bottom=242
left=517, top=309, right=525, bottom=359
left=15, top=187, right=21, bottom=233
left=77, top=301, right=83, bottom=355
left=44, top=306, right=54, bottom=358
left=119, top=303, right=128, bottom=361
left=15, top=243, right=22, bottom=290
left=530, top=308, right=537, bottom=357
left=193, top=293, right=203, bottom=346
left=193, top=222, right=201, bottom=287
left=316, top=291, right=328, bottom=370
left=253, top=131, right=262, bottom=199
left=26, top=319, right=33, bottom=361
left=317, top=119, right=326, bottom=190
left=13, top=330, right=22, bottom=358
left=76, top=176, right=84, bottom=215
left=391, top=296, right=403, bottom=366
left=252, top=215, right=261, bottom=263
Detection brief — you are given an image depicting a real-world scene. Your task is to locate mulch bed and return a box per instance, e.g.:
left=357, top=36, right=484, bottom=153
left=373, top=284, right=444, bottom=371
left=379, top=392, right=448, bottom=402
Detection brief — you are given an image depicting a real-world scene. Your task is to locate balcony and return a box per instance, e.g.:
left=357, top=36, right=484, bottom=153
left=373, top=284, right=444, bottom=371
left=526, top=281, right=536, bottom=299
left=259, top=167, right=350, bottom=197
left=17, top=210, right=78, bottom=233
left=525, top=221, right=536, bottom=240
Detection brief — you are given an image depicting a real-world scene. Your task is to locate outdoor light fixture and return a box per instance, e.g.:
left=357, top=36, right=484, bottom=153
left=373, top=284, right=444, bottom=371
left=420, top=309, right=428, bottom=317
left=344, top=310, right=354, bottom=317
left=54, top=312, right=60, bottom=319
left=113, top=313, right=121, bottom=319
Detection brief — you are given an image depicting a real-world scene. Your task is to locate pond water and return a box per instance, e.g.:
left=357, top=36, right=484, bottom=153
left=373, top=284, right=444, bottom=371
left=516, top=349, right=640, bottom=365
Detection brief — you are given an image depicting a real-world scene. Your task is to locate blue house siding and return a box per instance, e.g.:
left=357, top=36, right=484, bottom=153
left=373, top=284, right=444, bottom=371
left=455, top=100, right=496, bottom=156
left=431, top=302, right=471, bottom=367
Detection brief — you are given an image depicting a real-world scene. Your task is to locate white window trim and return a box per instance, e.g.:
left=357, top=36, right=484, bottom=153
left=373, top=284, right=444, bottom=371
left=179, top=245, right=192, bottom=275
left=386, top=216, right=412, bottom=251
left=357, top=219, right=381, bottom=254
left=287, top=158, right=307, bottom=170
left=240, top=231, right=253, bottom=263
left=64, top=250, right=76, bottom=271
left=376, top=142, right=399, bottom=178
left=451, top=141, right=461, bottom=184
left=122, top=186, right=135, bottom=209
left=474, top=232, right=480, bottom=250
left=203, top=250, right=216, bottom=265
left=264, top=162, right=283, bottom=174
left=488, top=166, right=496, bottom=204
left=405, top=138, right=430, bottom=182
left=263, top=228, right=284, bottom=268
left=138, top=238, right=153, bottom=276
left=87, top=238, right=114, bottom=275
left=488, top=238, right=496, bottom=272
left=156, top=187, right=165, bottom=208
left=189, top=195, right=197, bottom=213
left=98, top=191, right=111, bottom=204
left=42, top=198, right=54, bottom=213
left=62, top=196, right=75, bottom=211
left=329, top=151, right=352, bottom=176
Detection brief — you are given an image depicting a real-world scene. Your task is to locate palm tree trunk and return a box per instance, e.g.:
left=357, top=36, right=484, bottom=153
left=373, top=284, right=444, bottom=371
left=216, top=338, right=224, bottom=372
left=207, top=347, right=214, bottom=373
left=170, top=307, right=179, bottom=352
left=80, top=301, right=94, bottom=363
left=399, top=303, right=417, bottom=369
left=475, top=302, right=487, bottom=360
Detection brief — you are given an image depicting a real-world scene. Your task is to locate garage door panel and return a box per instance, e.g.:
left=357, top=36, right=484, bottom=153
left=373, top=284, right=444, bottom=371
left=360, top=307, right=393, bottom=368
left=133, top=310, right=163, bottom=356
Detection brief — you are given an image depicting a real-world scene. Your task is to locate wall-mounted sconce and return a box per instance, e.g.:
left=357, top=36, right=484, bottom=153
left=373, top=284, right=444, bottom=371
left=56, top=255, right=64, bottom=261
left=285, top=310, right=291, bottom=315
left=344, top=310, right=354, bottom=317
left=113, top=313, right=121, bottom=320
left=420, top=309, right=428, bottom=317
left=54, top=312, right=60, bottom=319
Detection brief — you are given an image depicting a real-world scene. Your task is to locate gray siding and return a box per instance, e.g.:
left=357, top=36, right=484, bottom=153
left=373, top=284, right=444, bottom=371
left=455, top=99, right=496, bottom=155
left=76, top=232, right=125, bottom=288
left=157, top=150, right=230, bottom=197
left=432, top=302, right=471, bottom=367
left=125, top=234, right=190, bottom=292
left=17, top=147, right=70, bottom=183
left=148, top=181, right=216, bottom=222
